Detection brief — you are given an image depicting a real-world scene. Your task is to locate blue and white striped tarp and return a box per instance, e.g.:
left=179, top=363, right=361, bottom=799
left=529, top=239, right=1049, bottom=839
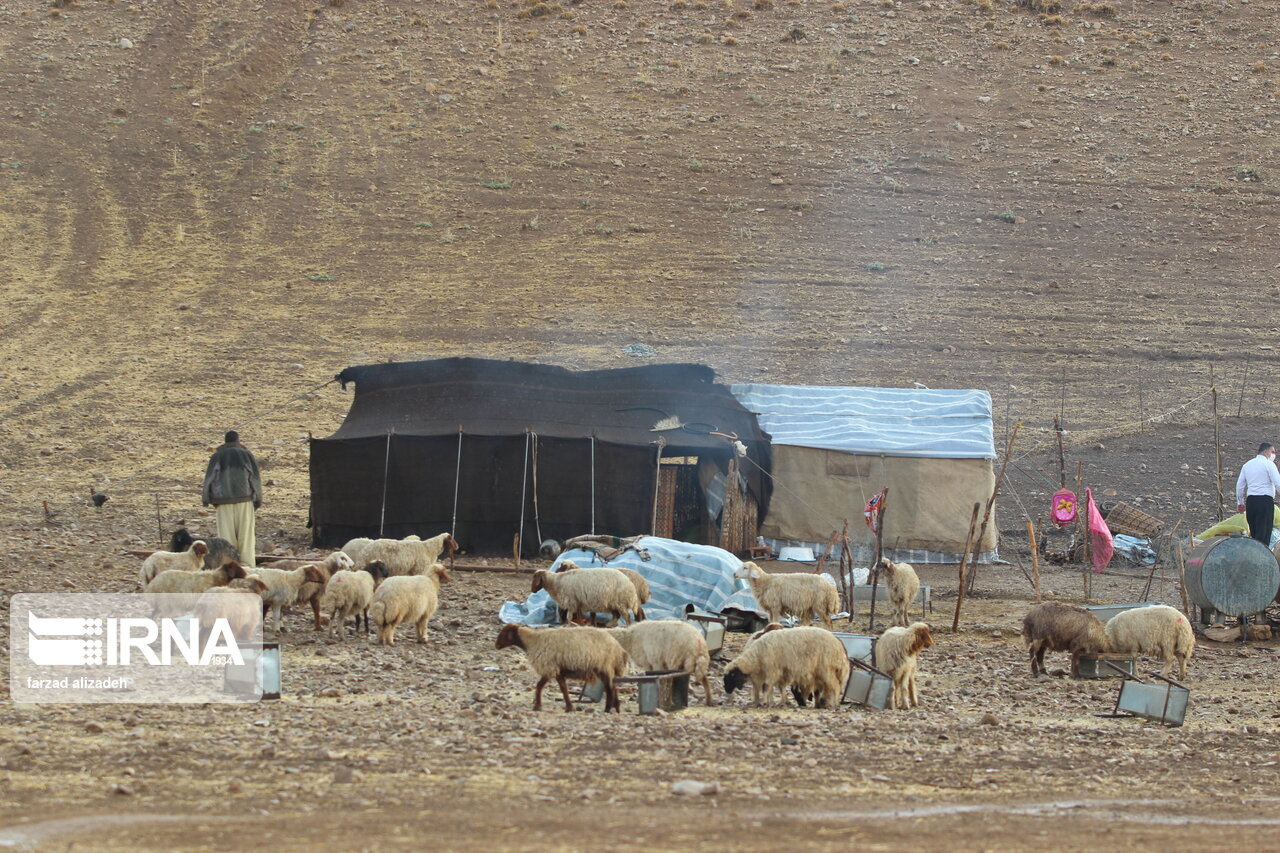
left=731, top=383, right=995, bottom=459
left=498, top=536, right=763, bottom=625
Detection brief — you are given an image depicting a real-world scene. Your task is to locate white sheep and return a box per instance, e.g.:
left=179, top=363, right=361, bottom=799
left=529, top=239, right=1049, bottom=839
left=556, top=560, right=652, bottom=609
left=143, top=562, right=251, bottom=618
left=368, top=562, right=452, bottom=646
left=340, top=534, right=421, bottom=568
left=265, top=551, right=355, bottom=630
left=361, top=532, right=458, bottom=577
left=723, top=626, right=850, bottom=709
left=496, top=623, right=629, bottom=712
left=532, top=568, right=643, bottom=627
left=193, top=582, right=268, bottom=648
left=247, top=564, right=328, bottom=633
left=877, top=557, right=921, bottom=627
left=734, top=561, right=840, bottom=630
left=1104, top=605, right=1195, bottom=681
left=138, top=541, right=210, bottom=587
left=875, top=622, right=935, bottom=710
left=607, top=620, right=714, bottom=705
left=320, top=560, right=391, bottom=638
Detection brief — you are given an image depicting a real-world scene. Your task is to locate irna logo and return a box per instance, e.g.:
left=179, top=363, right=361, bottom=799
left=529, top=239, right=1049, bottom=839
left=27, top=611, right=245, bottom=667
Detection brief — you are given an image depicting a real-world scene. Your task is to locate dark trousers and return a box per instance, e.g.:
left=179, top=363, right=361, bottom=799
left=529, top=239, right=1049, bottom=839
left=1245, top=494, right=1275, bottom=546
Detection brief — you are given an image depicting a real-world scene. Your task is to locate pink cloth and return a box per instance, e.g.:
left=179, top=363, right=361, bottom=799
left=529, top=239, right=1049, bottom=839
left=1086, top=488, right=1113, bottom=573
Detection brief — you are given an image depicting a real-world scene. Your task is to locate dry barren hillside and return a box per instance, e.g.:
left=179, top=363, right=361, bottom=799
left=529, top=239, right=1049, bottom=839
left=0, top=0, right=1275, bottom=532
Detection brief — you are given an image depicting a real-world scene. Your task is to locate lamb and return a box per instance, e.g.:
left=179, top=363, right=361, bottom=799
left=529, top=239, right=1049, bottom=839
left=265, top=551, right=355, bottom=630
left=734, top=561, right=839, bottom=630
left=193, top=582, right=268, bottom=648
left=874, top=622, right=935, bottom=710
left=320, top=560, right=391, bottom=638
left=1021, top=601, right=1111, bottom=677
left=877, top=557, right=921, bottom=627
left=1104, top=604, right=1195, bottom=681
left=531, top=568, right=644, bottom=627
left=607, top=620, right=714, bottom=705
left=143, top=561, right=250, bottom=618
left=368, top=562, right=451, bottom=646
left=361, top=532, right=458, bottom=577
left=246, top=564, right=328, bottom=633
left=555, top=560, right=651, bottom=609
left=138, top=541, right=209, bottom=587
left=168, top=528, right=241, bottom=571
left=723, top=626, right=849, bottom=709
left=496, top=623, right=629, bottom=713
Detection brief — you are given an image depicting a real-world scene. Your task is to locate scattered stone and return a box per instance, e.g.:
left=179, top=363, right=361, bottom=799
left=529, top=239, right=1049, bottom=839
left=980, top=712, right=1000, bottom=726
left=671, top=779, right=720, bottom=796
left=113, top=784, right=133, bottom=796
left=85, top=722, right=105, bottom=733
left=333, top=766, right=355, bottom=784
left=118, top=37, right=134, bottom=49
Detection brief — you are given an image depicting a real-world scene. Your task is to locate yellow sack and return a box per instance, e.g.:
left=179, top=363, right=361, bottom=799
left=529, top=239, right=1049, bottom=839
left=1196, top=507, right=1280, bottom=540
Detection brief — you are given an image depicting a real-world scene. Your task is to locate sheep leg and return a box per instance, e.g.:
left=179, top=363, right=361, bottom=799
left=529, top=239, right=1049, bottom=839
left=272, top=604, right=284, bottom=634
left=310, top=598, right=322, bottom=631
left=701, top=676, right=715, bottom=706
left=533, top=676, right=548, bottom=711
left=908, top=674, right=919, bottom=708
left=555, top=676, right=574, bottom=712
left=606, top=679, right=621, bottom=714
left=820, top=611, right=834, bottom=631
left=415, top=615, right=430, bottom=643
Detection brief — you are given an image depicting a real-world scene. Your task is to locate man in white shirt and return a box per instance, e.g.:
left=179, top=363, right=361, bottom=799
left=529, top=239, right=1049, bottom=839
left=1235, top=442, right=1280, bottom=546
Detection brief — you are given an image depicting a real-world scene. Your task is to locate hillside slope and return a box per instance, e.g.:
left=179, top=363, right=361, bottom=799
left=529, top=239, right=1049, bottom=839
left=0, top=0, right=1276, bottom=524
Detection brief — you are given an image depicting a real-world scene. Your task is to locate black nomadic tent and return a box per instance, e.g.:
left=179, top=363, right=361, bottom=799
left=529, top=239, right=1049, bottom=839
left=309, top=358, right=771, bottom=555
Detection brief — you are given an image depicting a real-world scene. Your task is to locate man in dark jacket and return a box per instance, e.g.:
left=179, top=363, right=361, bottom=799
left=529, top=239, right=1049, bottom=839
left=202, top=430, right=262, bottom=567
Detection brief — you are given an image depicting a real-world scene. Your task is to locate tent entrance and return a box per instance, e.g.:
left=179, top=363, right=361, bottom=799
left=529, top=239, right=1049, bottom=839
left=655, top=456, right=702, bottom=542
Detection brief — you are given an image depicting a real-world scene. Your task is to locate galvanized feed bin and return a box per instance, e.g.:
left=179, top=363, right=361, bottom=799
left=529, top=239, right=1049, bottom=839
left=1184, top=535, right=1280, bottom=617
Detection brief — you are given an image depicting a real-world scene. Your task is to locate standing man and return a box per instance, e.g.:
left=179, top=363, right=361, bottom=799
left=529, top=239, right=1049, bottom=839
left=202, top=430, right=262, bottom=568
left=1235, top=442, right=1280, bottom=547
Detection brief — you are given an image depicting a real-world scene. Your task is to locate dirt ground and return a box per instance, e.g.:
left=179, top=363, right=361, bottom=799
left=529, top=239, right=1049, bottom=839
left=3, top=0, right=1280, bottom=848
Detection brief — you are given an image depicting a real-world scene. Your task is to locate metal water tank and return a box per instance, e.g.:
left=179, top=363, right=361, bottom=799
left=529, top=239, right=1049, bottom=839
left=1184, top=535, right=1280, bottom=617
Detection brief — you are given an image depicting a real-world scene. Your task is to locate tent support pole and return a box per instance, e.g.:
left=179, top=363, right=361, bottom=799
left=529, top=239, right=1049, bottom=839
left=531, top=432, right=543, bottom=546
left=518, top=430, right=530, bottom=564
left=590, top=434, right=596, bottom=536
left=451, top=429, right=463, bottom=540
left=379, top=430, right=393, bottom=538
left=650, top=438, right=665, bottom=535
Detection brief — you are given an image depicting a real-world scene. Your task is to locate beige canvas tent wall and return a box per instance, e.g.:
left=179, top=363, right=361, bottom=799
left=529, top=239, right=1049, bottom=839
left=731, top=384, right=998, bottom=563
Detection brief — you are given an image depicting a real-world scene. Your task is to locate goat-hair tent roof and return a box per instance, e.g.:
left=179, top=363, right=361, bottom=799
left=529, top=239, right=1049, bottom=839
left=730, top=384, right=995, bottom=459
left=311, top=359, right=771, bottom=553
left=334, top=358, right=766, bottom=450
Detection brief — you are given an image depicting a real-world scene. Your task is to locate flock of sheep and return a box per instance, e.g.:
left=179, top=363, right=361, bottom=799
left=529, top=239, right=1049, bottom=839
left=134, top=532, right=1197, bottom=712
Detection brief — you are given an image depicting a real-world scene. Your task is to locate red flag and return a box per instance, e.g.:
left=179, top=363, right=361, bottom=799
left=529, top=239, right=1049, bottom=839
left=864, top=491, right=886, bottom=533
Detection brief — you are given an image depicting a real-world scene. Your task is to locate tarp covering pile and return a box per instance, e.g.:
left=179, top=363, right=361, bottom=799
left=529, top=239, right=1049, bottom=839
left=730, top=383, right=997, bottom=560
left=498, top=536, right=758, bottom=624
left=310, top=359, right=770, bottom=553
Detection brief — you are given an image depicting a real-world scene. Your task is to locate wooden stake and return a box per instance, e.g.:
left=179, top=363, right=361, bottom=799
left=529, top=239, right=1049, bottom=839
left=513, top=533, right=520, bottom=569
left=1212, top=365, right=1224, bottom=522
left=1027, top=519, right=1041, bottom=602
left=1238, top=354, right=1251, bottom=418
left=1176, top=539, right=1192, bottom=622
left=951, top=502, right=981, bottom=633
left=867, top=489, right=888, bottom=631
left=966, top=422, right=1020, bottom=594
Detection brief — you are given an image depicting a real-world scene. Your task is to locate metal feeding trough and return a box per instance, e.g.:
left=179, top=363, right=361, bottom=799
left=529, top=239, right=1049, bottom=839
left=1096, top=663, right=1190, bottom=727
left=842, top=658, right=893, bottom=710
left=1071, top=652, right=1135, bottom=680
left=1083, top=602, right=1159, bottom=623
left=831, top=632, right=877, bottom=664
left=684, top=608, right=727, bottom=656
left=581, top=670, right=689, bottom=714
left=1185, top=535, right=1280, bottom=623
left=851, top=584, right=932, bottom=615
left=223, top=642, right=281, bottom=700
